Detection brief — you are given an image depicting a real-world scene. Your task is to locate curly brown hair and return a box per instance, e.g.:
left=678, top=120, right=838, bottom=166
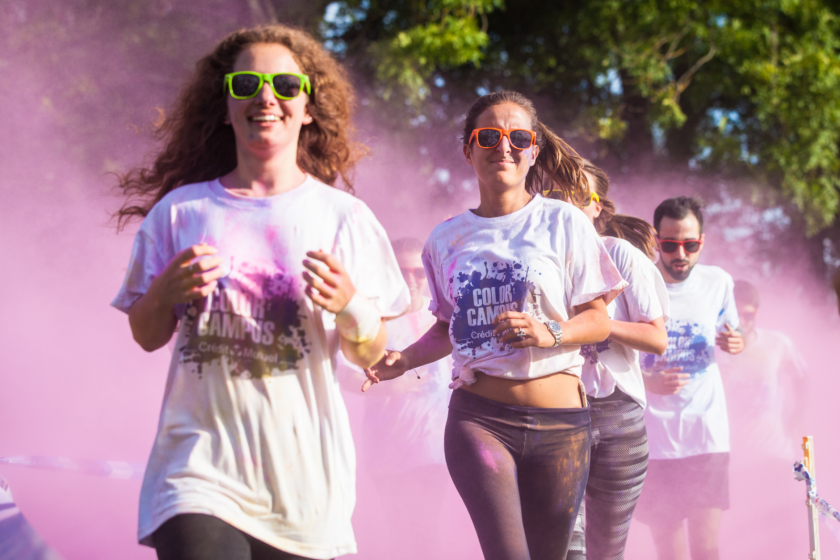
left=462, top=91, right=589, bottom=205
left=116, top=24, right=364, bottom=229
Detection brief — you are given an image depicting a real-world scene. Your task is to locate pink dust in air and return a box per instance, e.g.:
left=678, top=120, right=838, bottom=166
left=1, top=5, right=839, bottom=560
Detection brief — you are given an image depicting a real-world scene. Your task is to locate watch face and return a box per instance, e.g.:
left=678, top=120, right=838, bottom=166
left=545, top=320, right=562, bottom=346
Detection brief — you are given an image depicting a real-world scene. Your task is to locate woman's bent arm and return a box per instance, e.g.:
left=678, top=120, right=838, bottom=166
left=608, top=316, right=668, bottom=355
left=363, top=319, right=452, bottom=391
left=129, top=293, right=179, bottom=352
left=561, top=297, right=611, bottom=345
left=129, top=244, right=224, bottom=352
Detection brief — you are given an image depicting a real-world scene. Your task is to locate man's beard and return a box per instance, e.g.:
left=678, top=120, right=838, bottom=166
left=663, top=259, right=694, bottom=281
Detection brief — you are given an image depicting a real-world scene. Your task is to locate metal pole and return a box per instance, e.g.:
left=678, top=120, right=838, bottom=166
left=803, top=436, right=820, bottom=560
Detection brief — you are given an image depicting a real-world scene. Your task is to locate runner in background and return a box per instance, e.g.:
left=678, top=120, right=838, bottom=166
left=634, top=196, right=744, bottom=560
left=721, top=280, right=806, bottom=462
left=717, top=280, right=807, bottom=558
left=111, top=24, right=408, bottom=560
left=338, top=238, right=452, bottom=559
left=559, top=162, right=669, bottom=560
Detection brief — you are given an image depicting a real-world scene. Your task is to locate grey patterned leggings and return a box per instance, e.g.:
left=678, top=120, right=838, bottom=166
left=567, top=390, right=648, bottom=560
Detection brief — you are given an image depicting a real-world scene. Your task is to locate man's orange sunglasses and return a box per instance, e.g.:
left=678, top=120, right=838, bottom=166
left=468, top=128, right=536, bottom=150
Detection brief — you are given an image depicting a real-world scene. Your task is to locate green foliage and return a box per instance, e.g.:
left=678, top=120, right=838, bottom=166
left=321, top=0, right=502, bottom=105
left=326, top=0, right=840, bottom=237
left=732, top=3, right=840, bottom=234
left=372, top=13, right=491, bottom=104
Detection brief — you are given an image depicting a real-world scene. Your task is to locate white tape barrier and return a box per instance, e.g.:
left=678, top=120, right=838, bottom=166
left=794, top=461, right=840, bottom=524
left=0, top=456, right=145, bottom=480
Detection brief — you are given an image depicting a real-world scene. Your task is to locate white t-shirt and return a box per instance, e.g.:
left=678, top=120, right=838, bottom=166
left=422, top=195, right=626, bottom=387
left=719, top=328, right=806, bottom=461
left=112, top=176, right=409, bottom=559
left=580, top=237, right=669, bottom=408
left=640, top=264, right=740, bottom=460
left=360, top=298, right=451, bottom=474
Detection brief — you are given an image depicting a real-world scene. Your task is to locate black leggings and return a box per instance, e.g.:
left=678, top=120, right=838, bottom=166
left=444, top=388, right=591, bottom=560
left=153, top=514, right=324, bottom=560
left=567, top=390, right=649, bottom=560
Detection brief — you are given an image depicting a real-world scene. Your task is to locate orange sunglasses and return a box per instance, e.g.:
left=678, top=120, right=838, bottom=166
left=468, top=128, right=536, bottom=150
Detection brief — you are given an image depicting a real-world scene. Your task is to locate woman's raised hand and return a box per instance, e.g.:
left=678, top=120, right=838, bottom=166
left=492, top=311, right=556, bottom=348
left=148, top=243, right=225, bottom=308
left=302, top=251, right=356, bottom=314
left=362, top=350, right=410, bottom=392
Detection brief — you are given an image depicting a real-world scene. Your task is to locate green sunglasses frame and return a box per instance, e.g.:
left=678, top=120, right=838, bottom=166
left=223, top=71, right=312, bottom=100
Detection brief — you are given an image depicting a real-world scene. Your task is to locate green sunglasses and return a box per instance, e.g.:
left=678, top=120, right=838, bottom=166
left=224, top=71, right=312, bottom=100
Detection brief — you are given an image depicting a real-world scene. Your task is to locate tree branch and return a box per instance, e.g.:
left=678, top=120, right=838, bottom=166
left=674, top=42, right=716, bottom=97
left=665, top=24, right=691, bottom=60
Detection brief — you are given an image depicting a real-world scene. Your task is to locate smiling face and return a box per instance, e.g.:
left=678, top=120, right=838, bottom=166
left=226, top=43, right=313, bottom=159
left=463, top=102, right=539, bottom=195
left=397, top=249, right=427, bottom=312
left=656, top=213, right=705, bottom=282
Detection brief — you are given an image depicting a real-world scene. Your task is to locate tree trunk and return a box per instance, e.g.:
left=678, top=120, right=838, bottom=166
left=619, top=69, right=654, bottom=173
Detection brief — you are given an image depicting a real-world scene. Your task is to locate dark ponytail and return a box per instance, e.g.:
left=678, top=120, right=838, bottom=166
left=584, top=162, right=658, bottom=260
left=462, top=91, right=589, bottom=204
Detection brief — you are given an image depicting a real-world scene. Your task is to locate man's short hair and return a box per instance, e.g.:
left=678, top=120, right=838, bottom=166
left=733, top=280, right=760, bottom=308
left=653, top=196, right=705, bottom=234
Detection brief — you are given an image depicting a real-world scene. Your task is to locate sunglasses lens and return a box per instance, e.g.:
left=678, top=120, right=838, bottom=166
left=509, top=130, right=532, bottom=149
left=660, top=241, right=679, bottom=253
left=476, top=129, right=501, bottom=148
left=230, top=74, right=261, bottom=98
left=272, top=74, right=302, bottom=98
left=684, top=241, right=701, bottom=253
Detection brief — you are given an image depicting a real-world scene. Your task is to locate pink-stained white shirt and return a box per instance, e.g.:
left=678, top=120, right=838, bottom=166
left=112, top=175, right=409, bottom=559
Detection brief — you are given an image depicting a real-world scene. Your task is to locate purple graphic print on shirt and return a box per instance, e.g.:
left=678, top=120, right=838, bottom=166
left=449, top=261, right=537, bottom=355
left=179, top=260, right=311, bottom=378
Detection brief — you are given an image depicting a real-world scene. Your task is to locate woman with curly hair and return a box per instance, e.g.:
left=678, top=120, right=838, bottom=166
left=111, top=25, right=408, bottom=560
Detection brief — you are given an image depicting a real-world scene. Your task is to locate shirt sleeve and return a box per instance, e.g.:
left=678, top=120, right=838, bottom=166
left=422, top=238, right=454, bottom=323
left=111, top=208, right=173, bottom=314
left=565, top=210, right=627, bottom=308
left=614, top=241, right=667, bottom=324
left=334, top=200, right=410, bottom=319
left=717, top=271, right=740, bottom=332
left=652, top=265, right=670, bottom=322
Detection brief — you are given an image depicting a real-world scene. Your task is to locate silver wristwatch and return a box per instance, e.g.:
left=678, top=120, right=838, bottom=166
left=544, top=320, right=563, bottom=347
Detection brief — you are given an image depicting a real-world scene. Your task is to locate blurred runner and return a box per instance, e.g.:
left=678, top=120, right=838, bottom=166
left=717, top=280, right=807, bottom=559
left=342, top=237, right=452, bottom=559
left=721, top=280, right=806, bottom=462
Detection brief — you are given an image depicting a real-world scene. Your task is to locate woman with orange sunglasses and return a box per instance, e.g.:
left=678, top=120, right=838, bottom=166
left=365, top=91, right=626, bottom=559
left=111, top=25, right=409, bottom=560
